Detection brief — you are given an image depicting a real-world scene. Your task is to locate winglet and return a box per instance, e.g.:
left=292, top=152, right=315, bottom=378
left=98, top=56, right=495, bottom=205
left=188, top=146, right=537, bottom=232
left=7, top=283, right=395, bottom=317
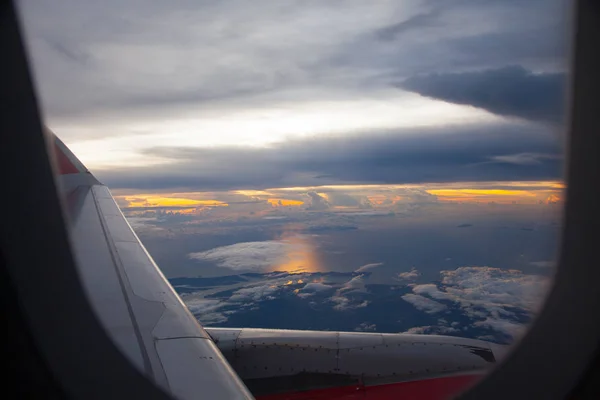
left=46, top=128, right=100, bottom=194
left=52, top=134, right=89, bottom=175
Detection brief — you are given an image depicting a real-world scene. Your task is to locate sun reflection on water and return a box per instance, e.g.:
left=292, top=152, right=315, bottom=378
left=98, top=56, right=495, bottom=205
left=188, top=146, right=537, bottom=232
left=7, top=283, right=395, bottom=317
left=269, top=227, right=323, bottom=274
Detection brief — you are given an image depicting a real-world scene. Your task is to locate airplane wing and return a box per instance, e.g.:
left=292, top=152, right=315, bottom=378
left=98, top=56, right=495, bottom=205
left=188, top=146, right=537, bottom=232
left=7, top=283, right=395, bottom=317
left=53, top=133, right=254, bottom=400
left=52, top=130, right=506, bottom=400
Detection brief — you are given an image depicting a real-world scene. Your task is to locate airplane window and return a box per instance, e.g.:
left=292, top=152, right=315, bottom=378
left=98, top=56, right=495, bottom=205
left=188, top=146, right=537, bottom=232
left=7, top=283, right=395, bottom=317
left=16, top=0, right=568, bottom=398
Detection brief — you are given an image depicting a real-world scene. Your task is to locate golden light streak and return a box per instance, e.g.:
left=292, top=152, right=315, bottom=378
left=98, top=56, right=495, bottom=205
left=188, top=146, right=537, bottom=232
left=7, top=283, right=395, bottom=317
left=235, top=190, right=273, bottom=196
left=271, top=181, right=564, bottom=193
left=269, top=228, right=322, bottom=273
left=124, top=195, right=228, bottom=208
left=267, top=198, right=305, bottom=207
left=429, top=189, right=537, bottom=197
left=546, top=194, right=561, bottom=204
left=119, top=180, right=564, bottom=211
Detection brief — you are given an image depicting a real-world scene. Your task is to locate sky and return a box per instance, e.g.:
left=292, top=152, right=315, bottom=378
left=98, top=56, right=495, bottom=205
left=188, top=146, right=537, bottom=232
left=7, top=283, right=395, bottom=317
left=18, top=0, right=568, bottom=196
left=17, top=0, right=568, bottom=341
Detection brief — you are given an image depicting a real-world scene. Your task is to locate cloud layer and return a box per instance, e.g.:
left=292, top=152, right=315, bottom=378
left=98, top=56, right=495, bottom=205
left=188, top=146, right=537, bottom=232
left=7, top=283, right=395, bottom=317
left=189, top=239, right=307, bottom=272
left=400, top=66, right=566, bottom=122
left=20, top=0, right=567, bottom=122
left=97, top=122, right=561, bottom=191
left=402, top=266, right=550, bottom=339
left=172, top=262, right=550, bottom=344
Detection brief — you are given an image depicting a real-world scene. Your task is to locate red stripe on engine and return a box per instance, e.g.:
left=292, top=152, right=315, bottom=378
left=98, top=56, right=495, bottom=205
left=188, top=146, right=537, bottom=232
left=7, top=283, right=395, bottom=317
left=256, top=374, right=481, bottom=400
left=54, top=142, right=80, bottom=174
left=257, top=384, right=364, bottom=400
left=364, top=374, right=481, bottom=400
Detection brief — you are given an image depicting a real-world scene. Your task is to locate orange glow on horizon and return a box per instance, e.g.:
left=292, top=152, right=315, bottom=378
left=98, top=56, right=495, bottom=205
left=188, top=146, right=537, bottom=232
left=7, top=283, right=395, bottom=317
left=428, top=188, right=548, bottom=204
left=546, top=194, right=561, bottom=204
left=429, top=189, right=536, bottom=197
left=118, top=180, right=563, bottom=211
left=267, top=198, right=305, bottom=207
left=123, top=195, right=228, bottom=208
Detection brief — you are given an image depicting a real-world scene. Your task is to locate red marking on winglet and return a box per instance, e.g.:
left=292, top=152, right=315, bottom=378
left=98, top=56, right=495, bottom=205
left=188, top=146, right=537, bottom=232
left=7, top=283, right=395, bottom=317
left=54, top=142, right=80, bottom=175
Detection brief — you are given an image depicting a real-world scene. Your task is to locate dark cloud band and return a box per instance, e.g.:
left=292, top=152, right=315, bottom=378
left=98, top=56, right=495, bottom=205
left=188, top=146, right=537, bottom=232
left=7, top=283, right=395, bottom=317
left=399, top=66, right=566, bottom=123
left=97, top=122, right=562, bottom=191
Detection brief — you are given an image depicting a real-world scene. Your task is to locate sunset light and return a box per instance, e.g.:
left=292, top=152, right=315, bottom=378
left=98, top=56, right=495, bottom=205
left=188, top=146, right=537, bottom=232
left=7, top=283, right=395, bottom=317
left=123, top=195, right=228, bottom=208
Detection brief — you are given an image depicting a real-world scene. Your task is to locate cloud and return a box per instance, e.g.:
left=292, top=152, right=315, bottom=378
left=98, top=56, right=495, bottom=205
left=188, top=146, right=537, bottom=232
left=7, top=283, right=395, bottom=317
left=329, top=296, right=369, bottom=311
left=327, top=274, right=371, bottom=310
left=404, top=266, right=550, bottom=339
left=173, top=266, right=549, bottom=341
left=473, top=317, right=525, bottom=339
left=397, top=267, right=420, bottom=281
left=20, top=0, right=565, bottom=124
left=355, top=322, right=377, bottom=332
left=22, top=0, right=566, bottom=206
left=403, top=325, right=460, bottom=335
left=97, top=122, right=561, bottom=191
left=301, top=282, right=333, bottom=292
left=181, top=298, right=229, bottom=325
left=439, top=266, right=549, bottom=313
left=355, top=262, right=384, bottom=273
left=401, top=294, right=448, bottom=314
left=488, top=152, right=561, bottom=166
left=305, top=192, right=331, bottom=211
left=179, top=274, right=301, bottom=324
left=412, top=284, right=454, bottom=301
left=399, top=66, right=566, bottom=123
left=338, top=275, right=368, bottom=293
left=326, top=192, right=372, bottom=209
left=228, top=283, right=280, bottom=302
left=188, top=239, right=306, bottom=271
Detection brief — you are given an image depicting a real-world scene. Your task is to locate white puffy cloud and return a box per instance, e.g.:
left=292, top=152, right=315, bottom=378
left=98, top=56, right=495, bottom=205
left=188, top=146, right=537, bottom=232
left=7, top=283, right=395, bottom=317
left=301, top=282, right=334, bottom=292
left=296, top=282, right=334, bottom=298
left=305, top=192, right=331, bottom=211
left=179, top=270, right=375, bottom=325
left=412, top=283, right=453, bottom=301
left=228, top=283, right=280, bottom=302
left=355, top=262, right=384, bottom=273
left=329, top=295, right=369, bottom=311
left=188, top=239, right=306, bottom=271
left=180, top=275, right=298, bottom=324
left=355, top=322, right=377, bottom=332
left=401, top=294, right=447, bottom=314
left=404, top=266, right=550, bottom=340
left=439, top=266, right=548, bottom=313
left=397, top=267, right=420, bottom=281
left=473, top=317, right=525, bottom=338
left=181, top=298, right=229, bottom=325
left=323, top=273, right=373, bottom=310
left=338, top=275, right=368, bottom=293
left=403, top=325, right=460, bottom=335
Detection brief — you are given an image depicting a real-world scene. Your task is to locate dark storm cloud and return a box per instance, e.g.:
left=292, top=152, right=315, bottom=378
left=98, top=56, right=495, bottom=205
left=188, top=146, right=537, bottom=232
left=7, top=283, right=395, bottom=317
left=18, top=0, right=568, bottom=126
left=96, top=122, right=561, bottom=191
left=399, top=66, right=566, bottom=123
